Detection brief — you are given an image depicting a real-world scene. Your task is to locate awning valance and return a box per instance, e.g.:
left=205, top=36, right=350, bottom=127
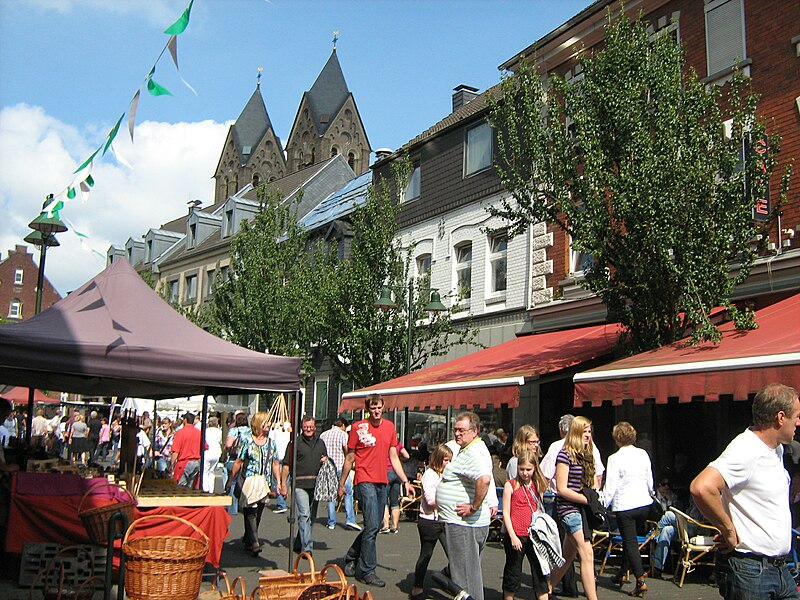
left=340, top=322, right=621, bottom=411
left=573, top=293, right=800, bottom=406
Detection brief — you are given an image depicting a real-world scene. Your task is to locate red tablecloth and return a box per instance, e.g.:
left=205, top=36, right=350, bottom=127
left=6, top=473, right=230, bottom=568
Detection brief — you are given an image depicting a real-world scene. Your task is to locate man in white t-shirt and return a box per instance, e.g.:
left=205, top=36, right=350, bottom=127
left=691, top=383, right=800, bottom=600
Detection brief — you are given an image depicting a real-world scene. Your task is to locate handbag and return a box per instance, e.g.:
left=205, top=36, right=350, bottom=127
left=314, top=459, right=338, bottom=502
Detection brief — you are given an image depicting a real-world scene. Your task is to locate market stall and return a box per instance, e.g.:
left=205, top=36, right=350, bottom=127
left=0, top=259, right=302, bottom=575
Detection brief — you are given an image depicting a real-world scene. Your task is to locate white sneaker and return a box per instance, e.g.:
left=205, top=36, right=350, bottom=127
left=327, top=524, right=335, bottom=530
left=345, top=522, right=362, bottom=531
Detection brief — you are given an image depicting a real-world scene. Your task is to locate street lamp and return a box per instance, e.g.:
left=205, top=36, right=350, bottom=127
left=376, top=281, right=446, bottom=444
left=22, top=195, right=67, bottom=448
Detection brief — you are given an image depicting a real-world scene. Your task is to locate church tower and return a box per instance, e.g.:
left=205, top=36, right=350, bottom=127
left=213, top=81, right=287, bottom=203
left=285, top=49, right=371, bottom=176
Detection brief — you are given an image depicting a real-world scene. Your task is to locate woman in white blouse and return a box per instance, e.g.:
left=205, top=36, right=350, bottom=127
left=601, top=422, right=654, bottom=598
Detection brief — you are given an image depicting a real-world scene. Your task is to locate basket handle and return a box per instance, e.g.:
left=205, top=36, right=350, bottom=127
left=77, top=480, right=134, bottom=513
left=292, top=551, right=317, bottom=577
left=318, top=563, right=347, bottom=590
left=228, top=576, right=246, bottom=598
left=250, top=585, right=269, bottom=600
left=123, top=513, right=210, bottom=545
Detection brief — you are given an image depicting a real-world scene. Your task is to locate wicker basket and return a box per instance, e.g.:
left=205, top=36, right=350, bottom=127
left=292, top=564, right=347, bottom=600
left=214, top=573, right=247, bottom=600
left=257, top=552, right=319, bottom=599
left=78, top=481, right=137, bottom=545
left=122, top=514, right=209, bottom=600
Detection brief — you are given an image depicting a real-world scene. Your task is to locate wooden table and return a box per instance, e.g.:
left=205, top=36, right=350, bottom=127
left=135, top=478, right=232, bottom=507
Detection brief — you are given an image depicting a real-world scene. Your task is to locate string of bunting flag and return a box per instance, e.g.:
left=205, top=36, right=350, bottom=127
left=39, top=0, right=197, bottom=253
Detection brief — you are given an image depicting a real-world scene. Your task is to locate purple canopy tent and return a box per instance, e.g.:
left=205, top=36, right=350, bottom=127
left=0, top=259, right=301, bottom=507
left=0, top=259, right=301, bottom=398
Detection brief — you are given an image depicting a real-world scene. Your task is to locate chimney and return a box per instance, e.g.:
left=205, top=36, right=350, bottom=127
left=373, top=148, right=393, bottom=164
left=452, top=84, right=479, bottom=112
left=187, top=199, right=202, bottom=214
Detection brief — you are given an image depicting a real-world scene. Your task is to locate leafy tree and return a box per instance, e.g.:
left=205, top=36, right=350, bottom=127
left=320, top=165, right=477, bottom=389
left=207, top=186, right=334, bottom=373
left=488, top=11, right=790, bottom=353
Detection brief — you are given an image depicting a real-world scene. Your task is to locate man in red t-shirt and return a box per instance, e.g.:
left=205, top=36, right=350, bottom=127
left=170, top=412, right=206, bottom=488
left=338, top=394, right=415, bottom=588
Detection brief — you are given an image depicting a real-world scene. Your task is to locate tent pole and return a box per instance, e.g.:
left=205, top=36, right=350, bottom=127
left=199, top=392, right=209, bottom=492
left=287, top=389, right=301, bottom=571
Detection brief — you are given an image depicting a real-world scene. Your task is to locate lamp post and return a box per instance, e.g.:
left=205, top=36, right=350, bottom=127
left=375, top=280, right=446, bottom=444
left=22, top=195, right=67, bottom=449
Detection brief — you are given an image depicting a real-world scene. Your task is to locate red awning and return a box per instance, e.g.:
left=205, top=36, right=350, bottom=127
left=340, top=323, right=621, bottom=411
left=0, top=386, right=60, bottom=404
left=573, top=293, right=800, bottom=406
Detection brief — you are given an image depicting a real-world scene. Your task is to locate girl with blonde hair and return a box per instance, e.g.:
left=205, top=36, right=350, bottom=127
left=506, top=424, right=542, bottom=480
left=548, top=416, right=599, bottom=600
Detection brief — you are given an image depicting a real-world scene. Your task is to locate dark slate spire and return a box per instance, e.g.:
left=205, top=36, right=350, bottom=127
left=306, top=50, right=350, bottom=136
left=232, top=87, right=273, bottom=162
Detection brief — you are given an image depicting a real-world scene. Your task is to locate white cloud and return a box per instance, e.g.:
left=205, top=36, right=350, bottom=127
left=0, top=103, right=230, bottom=295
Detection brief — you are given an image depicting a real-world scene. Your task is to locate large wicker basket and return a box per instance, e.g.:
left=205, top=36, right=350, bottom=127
left=78, top=480, right=137, bottom=545
left=122, top=514, right=209, bottom=600
left=256, top=553, right=349, bottom=600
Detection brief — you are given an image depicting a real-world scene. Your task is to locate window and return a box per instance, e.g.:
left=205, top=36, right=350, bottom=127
left=188, top=223, right=197, bottom=248
left=14, top=268, right=23, bottom=285
left=8, top=299, right=21, bottom=319
left=168, top=279, right=179, bottom=304
left=224, top=209, right=234, bottom=237
left=184, top=274, right=197, bottom=304
left=252, top=173, right=260, bottom=187
left=465, top=122, right=492, bottom=175
left=314, top=378, right=329, bottom=419
left=455, top=242, right=472, bottom=299
left=569, top=237, right=593, bottom=275
left=330, top=147, right=338, bottom=157
left=488, top=232, right=507, bottom=292
left=705, top=0, right=746, bottom=77
left=348, top=152, right=356, bottom=171
left=219, top=265, right=230, bottom=283
left=404, top=164, right=421, bottom=202
left=146, top=240, right=153, bottom=262
left=416, top=253, right=431, bottom=279
left=205, top=269, right=216, bottom=297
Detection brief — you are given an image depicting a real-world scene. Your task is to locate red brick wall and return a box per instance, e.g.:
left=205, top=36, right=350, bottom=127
left=0, top=245, right=62, bottom=321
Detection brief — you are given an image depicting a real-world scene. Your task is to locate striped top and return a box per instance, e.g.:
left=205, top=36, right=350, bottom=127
left=436, top=438, right=493, bottom=527
left=320, top=426, right=348, bottom=471
left=555, top=448, right=584, bottom=518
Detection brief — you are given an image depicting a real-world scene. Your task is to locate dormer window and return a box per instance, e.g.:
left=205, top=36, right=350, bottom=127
left=465, top=121, right=492, bottom=176
left=404, top=164, right=421, bottom=202
left=188, top=223, right=197, bottom=248
left=224, top=209, right=234, bottom=237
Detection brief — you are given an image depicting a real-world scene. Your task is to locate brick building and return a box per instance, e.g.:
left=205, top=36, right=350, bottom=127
left=0, top=245, right=61, bottom=322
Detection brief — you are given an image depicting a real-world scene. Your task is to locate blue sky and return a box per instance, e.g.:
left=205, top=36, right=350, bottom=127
left=0, top=0, right=594, bottom=294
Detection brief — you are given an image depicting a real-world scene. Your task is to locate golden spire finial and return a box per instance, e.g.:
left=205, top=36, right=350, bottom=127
left=332, top=30, right=339, bottom=51
left=257, top=66, right=263, bottom=87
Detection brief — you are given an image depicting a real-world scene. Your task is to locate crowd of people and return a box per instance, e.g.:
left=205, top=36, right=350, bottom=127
left=2, top=381, right=798, bottom=600
left=218, top=383, right=800, bottom=600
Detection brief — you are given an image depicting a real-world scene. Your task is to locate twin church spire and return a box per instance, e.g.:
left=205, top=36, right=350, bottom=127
left=213, top=45, right=371, bottom=204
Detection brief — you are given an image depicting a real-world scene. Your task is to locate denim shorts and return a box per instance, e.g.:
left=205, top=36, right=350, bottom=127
left=561, top=511, right=583, bottom=535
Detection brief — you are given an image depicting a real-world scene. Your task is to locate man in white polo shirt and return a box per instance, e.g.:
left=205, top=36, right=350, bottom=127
left=691, top=383, right=800, bottom=600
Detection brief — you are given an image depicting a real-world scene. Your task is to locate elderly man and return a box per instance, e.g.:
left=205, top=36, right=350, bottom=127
left=436, top=411, right=497, bottom=600
left=691, top=383, right=800, bottom=600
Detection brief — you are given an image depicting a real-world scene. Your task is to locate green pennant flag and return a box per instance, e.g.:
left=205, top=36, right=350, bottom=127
left=103, top=114, right=125, bottom=155
left=73, top=148, right=99, bottom=174
left=147, top=72, right=173, bottom=97
left=85, top=174, right=95, bottom=187
left=164, top=0, right=194, bottom=35
left=52, top=200, right=64, bottom=213
left=67, top=187, right=76, bottom=199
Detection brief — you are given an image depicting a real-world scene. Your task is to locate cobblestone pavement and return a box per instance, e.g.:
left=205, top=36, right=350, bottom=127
left=211, top=503, right=722, bottom=600
left=0, top=501, right=724, bottom=599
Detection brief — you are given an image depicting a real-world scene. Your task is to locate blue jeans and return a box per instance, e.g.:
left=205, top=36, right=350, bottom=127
left=716, top=551, right=800, bottom=599
left=653, top=511, right=677, bottom=570
left=346, top=482, right=387, bottom=577
left=294, top=487, right=318, bottom=553
left=328, top=470, right=355, bottom=526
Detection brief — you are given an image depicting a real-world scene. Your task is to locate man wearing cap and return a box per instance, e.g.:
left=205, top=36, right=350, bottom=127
left=170, top=412, right=206, bottom=488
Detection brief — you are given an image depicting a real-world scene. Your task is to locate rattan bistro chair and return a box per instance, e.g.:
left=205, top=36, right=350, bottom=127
left=671, top=507, right=720, bottom=587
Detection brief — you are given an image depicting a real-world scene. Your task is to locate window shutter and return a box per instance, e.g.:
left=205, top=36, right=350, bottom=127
left=706, top=0, right=746, bottom=76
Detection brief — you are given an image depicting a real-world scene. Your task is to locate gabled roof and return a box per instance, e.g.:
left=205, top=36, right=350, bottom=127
left=232, top=87, right=275, bottom=158
left=306, top=50, right=350, bottom=136
left=242, top=157, right=339, bottom=203
left=299, top=171, right=371, bottom=231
